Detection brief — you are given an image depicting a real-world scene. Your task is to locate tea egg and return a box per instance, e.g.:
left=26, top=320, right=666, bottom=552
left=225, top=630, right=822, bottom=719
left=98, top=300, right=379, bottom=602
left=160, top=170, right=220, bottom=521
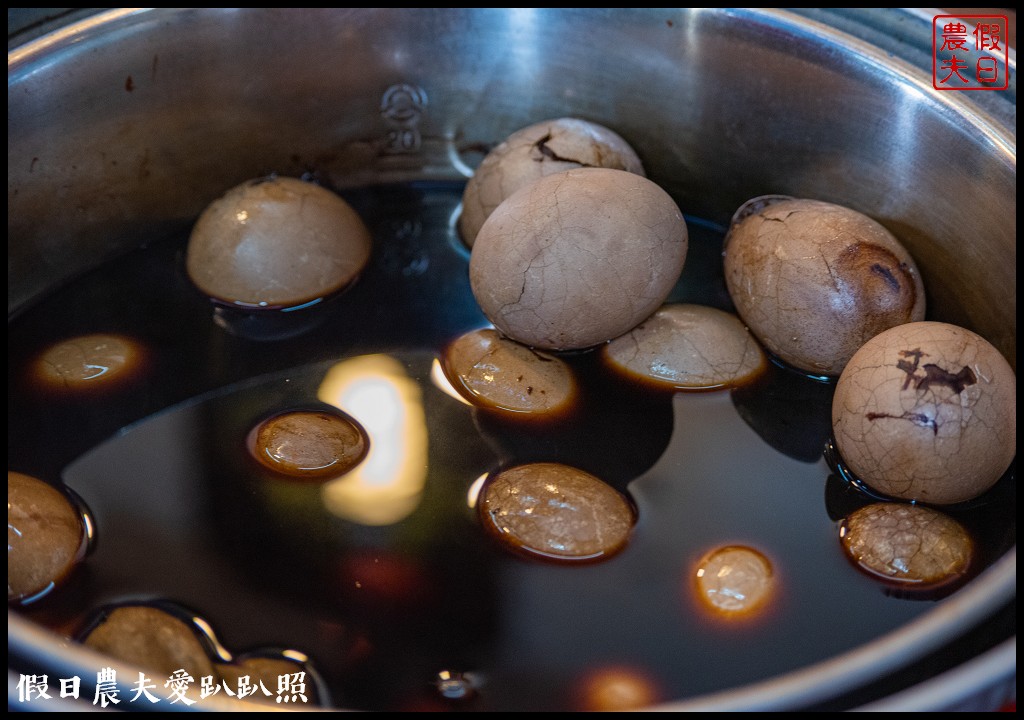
left=249, top=410, right=368, bottom=480
left=603, top=304, right=766, bottom=390
left=186, top=176, right=371, bottom=308
left=839, top=503, right=972, bottom=588
left=459, top=117, right=645, bottom=246
left=83, top=605, right=217, bottom=679
left=832, top=321, right=1015, bottom=504
left=478, top=462, right=635, bottom=561
left=442, top=328, right=577, bottom=414
left=34, top=334, right=144, bottom=390
left=724, top=198, right=925, bottom=375
left=470, top=168, right=687, bottom=351
left=693, top=545, right=774, bottom=617
left=8, top=471, right=87, bottom=603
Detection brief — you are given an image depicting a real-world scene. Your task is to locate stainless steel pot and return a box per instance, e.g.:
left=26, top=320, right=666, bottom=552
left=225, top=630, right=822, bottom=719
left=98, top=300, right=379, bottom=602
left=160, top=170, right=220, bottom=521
left=8, top=8, right=1015, bottom=711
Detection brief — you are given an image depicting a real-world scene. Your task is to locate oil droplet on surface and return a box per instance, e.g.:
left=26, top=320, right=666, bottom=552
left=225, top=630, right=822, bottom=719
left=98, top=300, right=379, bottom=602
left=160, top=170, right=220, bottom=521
left=694, top=545, right=774, bottom=617
left=249, top=410, right=368, bottom=480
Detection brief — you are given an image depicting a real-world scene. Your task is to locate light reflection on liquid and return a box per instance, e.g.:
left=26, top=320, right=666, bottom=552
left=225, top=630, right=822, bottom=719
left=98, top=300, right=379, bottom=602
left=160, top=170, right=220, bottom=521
left=429, top=357, right=472, bottom=406
left=466, top=472, right=489, bottom=509
left=317, top=355, right=428, bottom=526
left=192, top=615, right=234, bottom=662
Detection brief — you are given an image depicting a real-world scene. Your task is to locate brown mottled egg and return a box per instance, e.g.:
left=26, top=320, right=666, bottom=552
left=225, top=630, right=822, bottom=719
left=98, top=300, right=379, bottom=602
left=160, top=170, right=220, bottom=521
left=832, top=321, right=1015, bottom=505
left=723, top=198, right=925, bottom=375
left=603, top=304, right=766, bottom=390
left=478, top=463, right=635, bottom=561
left=839, top=503, right=972, bottom=588
left=459, top=117, right=645, bottom=247
left=470, top=168, right=688, bottom=351
left=8, top=471, right=87, bottom=603
left=186, top=176, right=371, bottom=309
left=442, top=328, right=577, bottom=414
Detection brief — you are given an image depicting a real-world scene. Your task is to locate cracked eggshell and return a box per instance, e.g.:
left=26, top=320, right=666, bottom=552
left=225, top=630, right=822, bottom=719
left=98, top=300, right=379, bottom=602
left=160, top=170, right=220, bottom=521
left=839, top=503, right=972, bottom=588
left=832, top=321, right=1016, bottom=505
left=442, top=328, right=577, bottom=415
left=724, top=198, right=925, bottom=376
left=459, top=118, right=645, bottom=247
left=469, top=168, right=688, bottom=351
left=186, top=176, right=371, bottom=309
left=603, top=304, right=766, bottom=390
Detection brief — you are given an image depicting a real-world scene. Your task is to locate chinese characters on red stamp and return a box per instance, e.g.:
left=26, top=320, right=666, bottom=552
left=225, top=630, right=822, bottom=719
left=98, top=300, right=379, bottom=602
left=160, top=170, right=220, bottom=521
left=933, top=15, right=1010, bottom=90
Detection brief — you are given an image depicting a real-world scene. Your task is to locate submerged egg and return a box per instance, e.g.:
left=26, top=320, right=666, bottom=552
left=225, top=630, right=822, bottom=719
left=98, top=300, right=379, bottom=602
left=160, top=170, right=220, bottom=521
left=693, top=545, right=774, bottom=617
left=832, top=321, right=1016, bottom=504
left=603, top=304, right=766, bottom=390
left=459, top=117, right=645, bottom=246
left=478, top=463, right=635, bottom=561
left=34, top=334, right=144, bottom=390
left=249, top=410, right=368, bottom=480
left=724, top=198, right=925, bottom=375
left=8, top=471, right=88, bottom=603
left=575, top=666, right=661, bottom=711
left=83, top=605, right=217, bottom=679
left=839, top=503, right=972, bottom=588
left=470, top=168, right=688, bottom=351
left=186, top=176, right=371, bottom=309
left=442, top=328, right=577, bottom=414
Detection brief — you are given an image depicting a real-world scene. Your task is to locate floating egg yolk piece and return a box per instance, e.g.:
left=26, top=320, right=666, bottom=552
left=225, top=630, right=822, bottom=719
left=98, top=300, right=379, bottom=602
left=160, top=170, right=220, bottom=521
left=694, top=545, right=774, bottom=617
left=832, top=321, right=1015, bottom=505
left=459, top=117, right=645, bottom=247
left=604, top=304, right=766, bottom=390
left=186, top=176, right=371, bottom=309
left=478, top=463, right=635, bottom=561
left=839, top=503, right=972, bottom=588
left=250, top=410, right=368, bottom=480
left=83, top=605, right=217, bottom=680
left=8, top=471, right=87, bottom=603
left=442, top=328, right=577, bottom=414
left=34, top=334, right=143, bottom=390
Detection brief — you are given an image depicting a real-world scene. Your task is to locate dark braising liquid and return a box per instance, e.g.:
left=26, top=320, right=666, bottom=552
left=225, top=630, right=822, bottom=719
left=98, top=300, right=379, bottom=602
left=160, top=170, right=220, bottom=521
left=8, top=182, right=1016, bottom=711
